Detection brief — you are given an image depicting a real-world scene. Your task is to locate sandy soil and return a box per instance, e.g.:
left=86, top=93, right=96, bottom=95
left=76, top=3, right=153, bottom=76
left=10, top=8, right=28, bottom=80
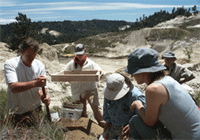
left=57, top=118, right=103, bottom=139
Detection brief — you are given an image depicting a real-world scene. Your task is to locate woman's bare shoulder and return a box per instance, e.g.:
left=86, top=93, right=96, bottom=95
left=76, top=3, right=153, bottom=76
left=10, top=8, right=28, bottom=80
left=146, top=82, right=169, bottom=105
left=146, top=83, right=165, bottom=93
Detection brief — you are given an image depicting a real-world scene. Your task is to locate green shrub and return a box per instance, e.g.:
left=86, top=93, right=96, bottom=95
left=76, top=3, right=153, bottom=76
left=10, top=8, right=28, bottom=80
left=183, top=46, right=193, bottom=61
left=0, top=89, right=8, bottom=122
left=73, top=38, right=110, bottom=54
left=61, top=96, right=74, bottom=104
left=63, top=49, right=74, bottom=54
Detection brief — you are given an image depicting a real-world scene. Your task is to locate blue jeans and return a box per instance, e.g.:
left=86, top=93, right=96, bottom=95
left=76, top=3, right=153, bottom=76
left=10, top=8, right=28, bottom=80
left=129, top=115, right=171, bottom=139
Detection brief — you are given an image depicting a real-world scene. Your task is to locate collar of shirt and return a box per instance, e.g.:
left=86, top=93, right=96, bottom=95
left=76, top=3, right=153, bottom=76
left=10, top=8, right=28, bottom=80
left=74, top=55, right=87, bottom=67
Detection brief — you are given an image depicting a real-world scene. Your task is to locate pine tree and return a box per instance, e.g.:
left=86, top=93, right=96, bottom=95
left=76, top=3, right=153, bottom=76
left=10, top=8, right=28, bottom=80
left=192, top=5, right=198, bottom=15
left=9, top=13, right=37, bottom=50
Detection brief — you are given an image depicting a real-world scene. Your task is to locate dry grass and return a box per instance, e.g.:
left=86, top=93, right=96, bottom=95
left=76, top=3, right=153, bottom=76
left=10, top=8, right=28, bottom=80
left=1, top=87, right=199, bottom=139
left=0, top=89, right=100, bottom=140
left=0, top=89, right=65, bottom=139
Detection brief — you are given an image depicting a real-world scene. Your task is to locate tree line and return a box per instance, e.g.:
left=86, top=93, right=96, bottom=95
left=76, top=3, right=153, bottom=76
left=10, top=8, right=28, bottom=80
left=0, top=5, right=198, bottom=51
left=130, top=5, right=198, bottom=30
left=0, top=15, right=131, bottom=50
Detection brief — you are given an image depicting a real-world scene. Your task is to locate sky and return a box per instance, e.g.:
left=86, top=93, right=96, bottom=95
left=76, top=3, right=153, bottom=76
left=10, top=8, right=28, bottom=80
left=1, top=0, right=200, bottom=25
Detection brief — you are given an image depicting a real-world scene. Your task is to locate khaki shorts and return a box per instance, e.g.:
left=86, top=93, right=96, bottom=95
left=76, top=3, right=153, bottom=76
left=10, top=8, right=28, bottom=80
left=80, top=88, right=99, bottom=106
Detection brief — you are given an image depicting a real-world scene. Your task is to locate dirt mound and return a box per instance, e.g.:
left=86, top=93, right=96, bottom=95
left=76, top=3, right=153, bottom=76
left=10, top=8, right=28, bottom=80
left=57, top=117, right=103, bottom=139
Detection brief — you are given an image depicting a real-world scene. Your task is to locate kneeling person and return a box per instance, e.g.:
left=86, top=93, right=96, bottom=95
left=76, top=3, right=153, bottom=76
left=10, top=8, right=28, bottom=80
left=100, top=73, right=146, bottom=140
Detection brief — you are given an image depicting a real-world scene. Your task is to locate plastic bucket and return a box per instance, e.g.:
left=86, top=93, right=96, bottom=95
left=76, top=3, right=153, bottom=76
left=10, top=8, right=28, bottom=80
left=62, top=107, right=83, bottom=120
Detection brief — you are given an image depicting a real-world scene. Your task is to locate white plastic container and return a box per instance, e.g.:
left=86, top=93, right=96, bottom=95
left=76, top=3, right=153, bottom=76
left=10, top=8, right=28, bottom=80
left=62, top=107, right=83, bottom=120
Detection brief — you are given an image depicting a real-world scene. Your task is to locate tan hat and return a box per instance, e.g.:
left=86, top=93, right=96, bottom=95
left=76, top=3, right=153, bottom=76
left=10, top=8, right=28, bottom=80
left=103, top=73, right=132, bottom=100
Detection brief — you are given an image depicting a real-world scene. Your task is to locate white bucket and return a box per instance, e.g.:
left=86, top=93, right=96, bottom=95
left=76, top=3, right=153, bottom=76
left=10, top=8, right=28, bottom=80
left=62, top=107, right=83, bottom=120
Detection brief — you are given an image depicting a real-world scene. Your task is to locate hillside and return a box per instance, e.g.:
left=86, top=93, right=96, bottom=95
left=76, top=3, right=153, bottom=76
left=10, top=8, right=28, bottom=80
left=81, top=14, right=200, bottom=59
left=1, top=13, right=200, bottom=139
left=1, top=13, right=200, bottom=105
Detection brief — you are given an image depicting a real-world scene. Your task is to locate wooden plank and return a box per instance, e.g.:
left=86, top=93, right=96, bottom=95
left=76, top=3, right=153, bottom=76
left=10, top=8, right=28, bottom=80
left=51, top=70, right=101, bottom=82
left=64, top=70, right=98, bottom=74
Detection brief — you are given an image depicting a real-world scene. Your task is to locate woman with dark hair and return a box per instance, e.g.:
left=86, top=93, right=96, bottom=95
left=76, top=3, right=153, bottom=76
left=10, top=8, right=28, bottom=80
left=122, top=48, right=200, bottom=139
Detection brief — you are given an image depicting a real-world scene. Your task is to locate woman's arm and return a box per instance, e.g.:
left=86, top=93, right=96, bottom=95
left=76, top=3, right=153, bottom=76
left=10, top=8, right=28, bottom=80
left=130, top=83, right=168, bottom=126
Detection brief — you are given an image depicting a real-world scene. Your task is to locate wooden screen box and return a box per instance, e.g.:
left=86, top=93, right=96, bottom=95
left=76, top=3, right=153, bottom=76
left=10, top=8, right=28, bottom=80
left=51, top=70, right=102, bottom=82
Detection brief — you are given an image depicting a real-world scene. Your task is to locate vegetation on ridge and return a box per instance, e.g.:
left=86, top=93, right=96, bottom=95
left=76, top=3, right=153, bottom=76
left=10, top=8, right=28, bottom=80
left=0, top=5, right=198, bottom=51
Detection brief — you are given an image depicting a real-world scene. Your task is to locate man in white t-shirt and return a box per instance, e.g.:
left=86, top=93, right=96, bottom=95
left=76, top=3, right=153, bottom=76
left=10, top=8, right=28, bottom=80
left=64, top=43, right=105, bottom=127
left=4, top=38, right=50, bottom=127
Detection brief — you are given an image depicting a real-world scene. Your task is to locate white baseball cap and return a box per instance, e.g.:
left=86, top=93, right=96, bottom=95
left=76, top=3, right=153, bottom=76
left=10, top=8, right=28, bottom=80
left=74, top=44, right=86, bottom=55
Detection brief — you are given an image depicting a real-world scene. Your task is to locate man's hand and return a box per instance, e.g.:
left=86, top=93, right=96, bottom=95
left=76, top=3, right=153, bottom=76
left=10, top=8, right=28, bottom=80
left=35, top=75, right=46, bottom=87
left=38, top=88, right=50, bottom=106
left=99, top=71, right=104, bottom=79
left=41, top=95, right=50, bottom=106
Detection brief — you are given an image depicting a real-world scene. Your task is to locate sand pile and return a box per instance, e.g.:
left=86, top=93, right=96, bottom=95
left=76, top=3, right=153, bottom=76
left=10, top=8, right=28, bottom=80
left=57, top=117, right=103, bottom=139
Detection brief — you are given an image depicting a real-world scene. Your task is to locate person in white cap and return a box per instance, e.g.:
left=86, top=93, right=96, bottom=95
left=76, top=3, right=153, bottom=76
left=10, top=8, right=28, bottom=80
left=99, top=73, right=146, bottom=140
left=122, top=48, right=200, bottom=139
left=64, top=43, right=105, bottom=127
left=162, top=51, right=195, bottom=84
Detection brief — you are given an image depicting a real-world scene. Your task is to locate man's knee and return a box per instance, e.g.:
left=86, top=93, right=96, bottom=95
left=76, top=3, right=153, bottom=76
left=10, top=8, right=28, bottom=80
left=85, top=90, right=99, bottom=105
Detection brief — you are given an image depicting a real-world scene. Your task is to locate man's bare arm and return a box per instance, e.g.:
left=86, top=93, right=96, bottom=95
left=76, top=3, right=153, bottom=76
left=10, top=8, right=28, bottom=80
left=9, top=75, right=46, bottom=93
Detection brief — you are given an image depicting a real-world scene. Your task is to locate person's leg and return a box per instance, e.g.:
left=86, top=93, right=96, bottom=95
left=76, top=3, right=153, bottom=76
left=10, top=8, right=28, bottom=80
left=79, top=96, right=88, bottom=117
left=30, top=105, right=42, bottom=125
left=85, top=89, right=105, bottom=127
left=129, top=115, right=161, bottom=139
left=10, top=105, right=42, bottom=128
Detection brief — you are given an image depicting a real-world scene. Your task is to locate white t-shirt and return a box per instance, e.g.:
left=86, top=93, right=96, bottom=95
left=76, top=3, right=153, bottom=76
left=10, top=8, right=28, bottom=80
left=64, top=57, right=104, bottom=101
left=4, top=56, right=46, bottom=114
